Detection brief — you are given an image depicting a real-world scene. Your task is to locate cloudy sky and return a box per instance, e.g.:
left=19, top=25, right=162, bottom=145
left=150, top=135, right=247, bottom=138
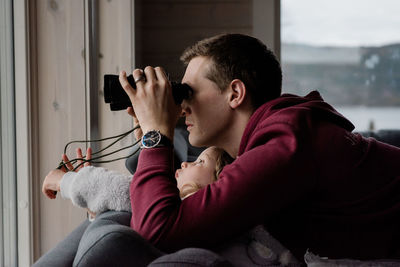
left=281, top=0, right=400, bottom=47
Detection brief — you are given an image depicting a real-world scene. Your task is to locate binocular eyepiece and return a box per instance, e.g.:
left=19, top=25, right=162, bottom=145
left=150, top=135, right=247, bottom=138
left=104, top=74, right=192, bottom=111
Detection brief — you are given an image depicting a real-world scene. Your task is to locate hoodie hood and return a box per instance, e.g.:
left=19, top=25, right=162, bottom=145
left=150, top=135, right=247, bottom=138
left=239, top=91, right=354, bottom=155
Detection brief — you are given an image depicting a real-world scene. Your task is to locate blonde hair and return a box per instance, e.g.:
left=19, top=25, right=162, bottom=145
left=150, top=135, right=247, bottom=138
left=214, top=148, right=234, bottom=179
left=179, top=148, right=233, bottom=199
left=179, top=182, right=201, bottom=199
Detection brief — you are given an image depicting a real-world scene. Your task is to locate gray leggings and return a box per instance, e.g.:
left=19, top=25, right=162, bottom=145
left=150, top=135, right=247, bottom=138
left=33, top=218, right=91, bottom=267
left=33, top=211, right=231, bottom=267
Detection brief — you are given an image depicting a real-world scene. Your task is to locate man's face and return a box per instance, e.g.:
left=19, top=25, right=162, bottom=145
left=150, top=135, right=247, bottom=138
left=181, top=56, right=232, bottom=147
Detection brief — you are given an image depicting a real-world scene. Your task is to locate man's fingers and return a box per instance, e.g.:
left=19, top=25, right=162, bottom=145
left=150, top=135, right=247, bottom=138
left=126, top=107, right=136, bottom=117
left=119, top=70, right=136, bottom=98
left=144, top=66, right=157, bottom=83
left=133, top=116, right=140, bottom=126
left=132, top=68, right=145, bottom=88
left=154, top=66, right=168, bottom=82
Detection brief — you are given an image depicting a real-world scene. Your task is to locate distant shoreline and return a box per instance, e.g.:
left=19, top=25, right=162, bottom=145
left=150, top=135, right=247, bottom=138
left=336, top=106, right=400, bottom=131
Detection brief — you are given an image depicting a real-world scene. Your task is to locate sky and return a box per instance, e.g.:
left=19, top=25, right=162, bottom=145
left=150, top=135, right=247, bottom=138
left=281, top=0, right=400, bottom=47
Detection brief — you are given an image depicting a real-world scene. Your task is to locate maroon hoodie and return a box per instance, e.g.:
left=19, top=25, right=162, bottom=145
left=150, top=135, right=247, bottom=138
left=130, top=91, right=400, bottom=261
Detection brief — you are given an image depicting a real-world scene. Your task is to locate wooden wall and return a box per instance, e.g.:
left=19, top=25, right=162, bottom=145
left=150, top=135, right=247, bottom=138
left=35, top=0, right=88, bottom=256
left=136, top=0, right=279, bottom=81
left=136, top=0, right=253, bottom=81
left=97, top=0, right=134, bottom=173
left=33, top=0, right=135, bottom=259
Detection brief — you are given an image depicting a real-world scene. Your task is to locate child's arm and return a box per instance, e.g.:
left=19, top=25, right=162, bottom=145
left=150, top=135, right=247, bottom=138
left=60, top=166, right=132, bottom=214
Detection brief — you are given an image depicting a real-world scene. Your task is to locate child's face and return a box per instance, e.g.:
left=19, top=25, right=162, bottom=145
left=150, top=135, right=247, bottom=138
left=175, top=147, right=219, bottom=193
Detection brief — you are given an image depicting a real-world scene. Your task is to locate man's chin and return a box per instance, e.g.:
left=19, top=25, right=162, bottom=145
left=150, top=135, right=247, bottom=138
left=188, top=134, right=206, bottom=148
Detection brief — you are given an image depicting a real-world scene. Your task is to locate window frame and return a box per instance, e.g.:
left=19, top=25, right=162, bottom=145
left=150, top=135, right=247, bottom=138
left=14, top=0, right=38, bottom=265
left=0, top=0, right=18, bottom=265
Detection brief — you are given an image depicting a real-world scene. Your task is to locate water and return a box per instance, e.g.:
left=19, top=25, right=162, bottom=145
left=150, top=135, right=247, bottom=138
left=335, top=106, right=400, bottom=132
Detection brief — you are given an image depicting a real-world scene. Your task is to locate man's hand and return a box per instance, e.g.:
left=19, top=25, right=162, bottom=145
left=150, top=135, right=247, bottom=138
left=119, top=67, right=181, bottom=140
left=126, top=107, right=143, bottom=141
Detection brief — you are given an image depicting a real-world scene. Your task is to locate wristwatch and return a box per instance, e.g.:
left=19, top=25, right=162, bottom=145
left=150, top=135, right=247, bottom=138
left=141, top=130, right=173, bottom=148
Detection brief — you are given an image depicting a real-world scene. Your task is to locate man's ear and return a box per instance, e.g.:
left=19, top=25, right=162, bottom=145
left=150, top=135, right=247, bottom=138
left=228, top=79, right=246, bottom=109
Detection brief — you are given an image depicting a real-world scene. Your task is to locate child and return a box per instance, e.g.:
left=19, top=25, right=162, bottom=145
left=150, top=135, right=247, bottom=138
left=42, top=146, right=233, bottom=218
left=177, top=146, right=233, bottom=199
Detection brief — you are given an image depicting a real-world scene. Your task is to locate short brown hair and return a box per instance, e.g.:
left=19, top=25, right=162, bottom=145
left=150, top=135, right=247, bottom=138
left=180, top=33, right=282, bottom=108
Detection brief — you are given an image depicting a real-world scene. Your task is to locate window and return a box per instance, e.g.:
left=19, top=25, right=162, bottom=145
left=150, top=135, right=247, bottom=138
left=281, top=0, right=400, bottom=131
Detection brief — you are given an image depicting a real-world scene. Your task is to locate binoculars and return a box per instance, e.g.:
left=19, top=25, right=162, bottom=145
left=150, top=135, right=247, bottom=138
left=104, top=74, right=192, bottom=111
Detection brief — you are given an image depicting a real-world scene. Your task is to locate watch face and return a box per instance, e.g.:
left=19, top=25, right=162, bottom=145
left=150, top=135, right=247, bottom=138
left=141, top=130, right=161, bottom=148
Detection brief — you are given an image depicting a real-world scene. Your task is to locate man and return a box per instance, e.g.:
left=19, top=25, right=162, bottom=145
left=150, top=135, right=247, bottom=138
left=119, top=33, right=400, bottom=262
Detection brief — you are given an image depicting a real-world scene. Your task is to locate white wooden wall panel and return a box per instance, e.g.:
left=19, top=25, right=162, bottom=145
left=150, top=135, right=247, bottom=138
left=97, top=0, right=134, bottom=173
left=36, top=0, right=87, bottom=256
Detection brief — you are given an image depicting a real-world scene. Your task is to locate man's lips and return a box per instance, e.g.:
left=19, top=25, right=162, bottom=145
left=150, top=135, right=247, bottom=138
left=185, top=122, right=193, bottom=130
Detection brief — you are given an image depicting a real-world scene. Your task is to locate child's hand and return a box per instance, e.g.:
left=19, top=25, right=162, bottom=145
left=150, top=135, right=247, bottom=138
left=61, top=147, right=92, bottom=172
left=42, top=148, right=92, bottom=200
left=42, top=169, right=65, bottom=199
left=72, top=147, right=92, bottom=171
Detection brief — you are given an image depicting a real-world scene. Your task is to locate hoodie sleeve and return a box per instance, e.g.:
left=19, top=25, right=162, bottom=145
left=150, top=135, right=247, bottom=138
left=60, top=166, right=132, bottom=214
left=130, top=122, right=315, bottom=252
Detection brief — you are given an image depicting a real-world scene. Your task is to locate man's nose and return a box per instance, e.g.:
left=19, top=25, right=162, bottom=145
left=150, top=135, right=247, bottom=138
left=180, top=101, right=190, bottom=117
